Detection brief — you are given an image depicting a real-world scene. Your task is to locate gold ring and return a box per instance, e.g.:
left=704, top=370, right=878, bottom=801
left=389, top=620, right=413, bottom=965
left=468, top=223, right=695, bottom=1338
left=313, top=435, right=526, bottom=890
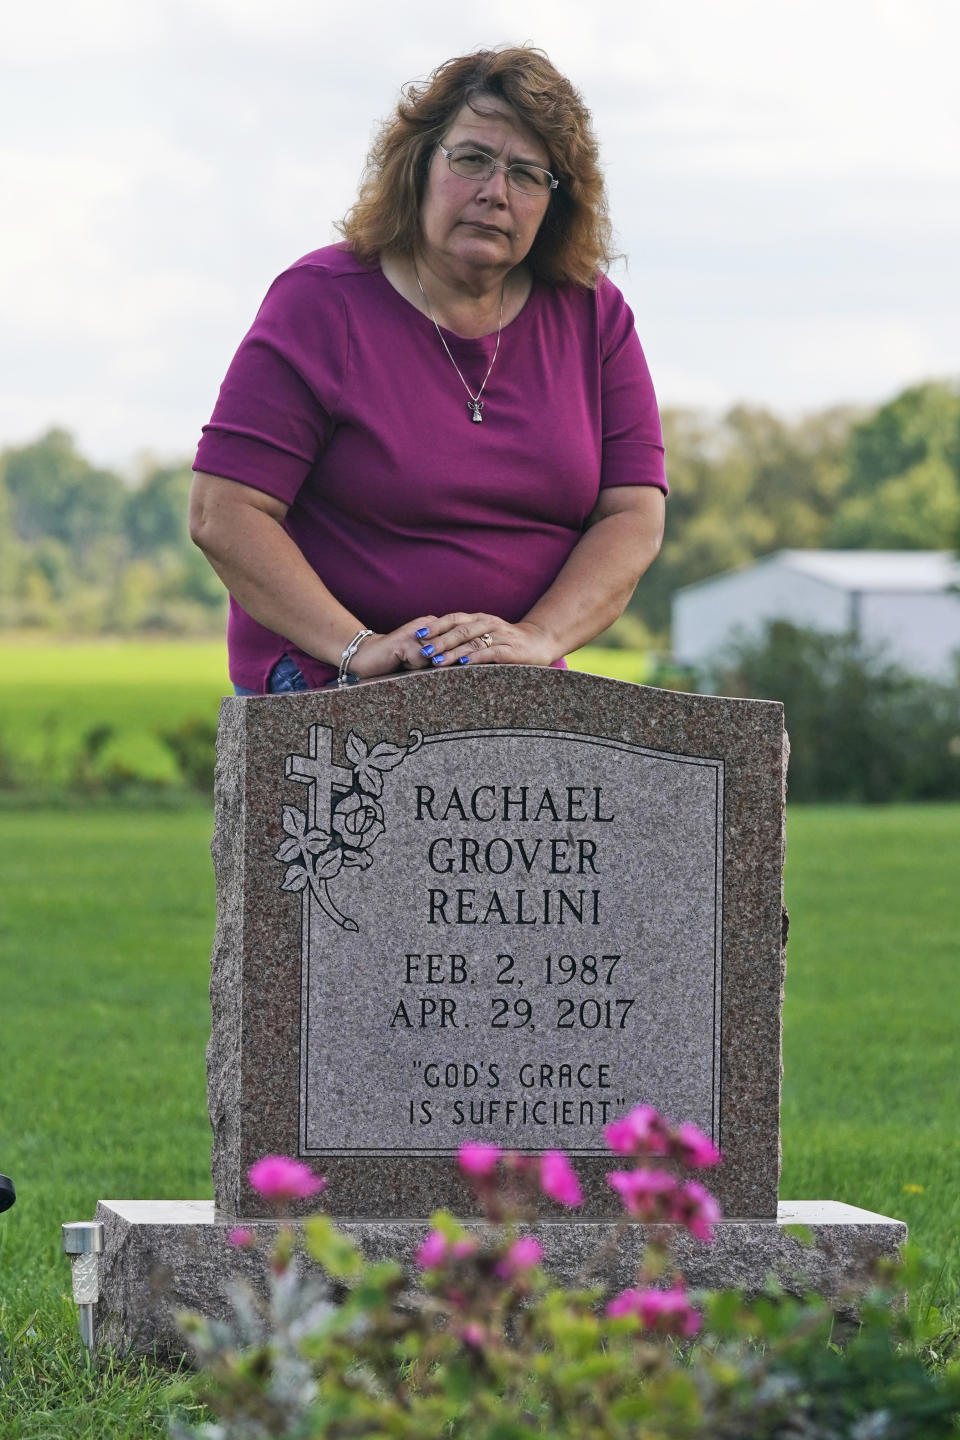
left=479, top=632, right=494, bottom=648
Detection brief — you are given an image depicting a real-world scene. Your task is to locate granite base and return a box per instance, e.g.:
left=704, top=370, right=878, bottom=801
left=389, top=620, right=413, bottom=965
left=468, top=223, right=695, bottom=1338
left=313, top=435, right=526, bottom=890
left=93, top=1199, right=906, bottom=1360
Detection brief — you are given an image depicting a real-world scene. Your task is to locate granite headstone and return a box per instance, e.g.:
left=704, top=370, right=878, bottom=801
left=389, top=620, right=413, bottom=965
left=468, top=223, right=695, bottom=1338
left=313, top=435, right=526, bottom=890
left=208, top=666, right=785, bottom=1219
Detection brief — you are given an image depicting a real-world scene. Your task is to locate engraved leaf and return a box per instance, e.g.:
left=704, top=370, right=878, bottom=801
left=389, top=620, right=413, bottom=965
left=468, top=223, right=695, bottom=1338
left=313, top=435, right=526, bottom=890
left=281, top=865, right=309, bottom=892
left=355, top=738, right=408, bottom=795
left=341, top=849, right=373, bottom=869
left=275, top=837, right=303, bottom=863
left=302, top=829, right=332, bottom=854
left=314, top=848, right=344, bottom=880
left=367, top=742, right=406, bottom=772
left=282, top=805, right=307, bottom=838
left=341, top=918, right=359, bottom=933
left=344, top=730, right=367, bottom=766
left=356, top=764, right=384, bottom=797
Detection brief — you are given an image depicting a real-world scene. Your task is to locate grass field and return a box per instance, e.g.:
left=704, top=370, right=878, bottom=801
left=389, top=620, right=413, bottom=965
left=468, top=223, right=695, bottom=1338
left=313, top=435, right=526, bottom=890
left=0, top=808, right=215, bottom=1437
left=0, top=639, right=230, bottom=788
left=780, top=805, right=960, bottom=1289
left=0, top=637, right=648, bottom=792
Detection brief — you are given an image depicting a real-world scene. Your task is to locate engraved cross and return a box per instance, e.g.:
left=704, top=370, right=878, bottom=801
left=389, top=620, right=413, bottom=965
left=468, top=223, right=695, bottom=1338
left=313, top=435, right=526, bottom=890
left=285, top=725, right=353, bottom=833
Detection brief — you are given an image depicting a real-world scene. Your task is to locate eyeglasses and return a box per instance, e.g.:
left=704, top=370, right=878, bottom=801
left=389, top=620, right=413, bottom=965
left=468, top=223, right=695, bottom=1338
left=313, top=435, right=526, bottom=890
left=438, top=143, right=558, bottom=197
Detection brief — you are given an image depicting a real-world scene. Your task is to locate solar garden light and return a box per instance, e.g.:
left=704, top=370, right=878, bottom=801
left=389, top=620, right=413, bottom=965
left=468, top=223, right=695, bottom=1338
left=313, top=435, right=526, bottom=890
left=62, top=1221, right=104, bottom=1352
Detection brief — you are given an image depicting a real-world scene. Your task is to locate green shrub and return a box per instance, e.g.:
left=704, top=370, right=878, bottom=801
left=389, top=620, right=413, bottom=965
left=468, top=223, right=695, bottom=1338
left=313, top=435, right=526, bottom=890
left=710, top=622, right=960, bottom=802
left=158, top=717, right=218, bottom=794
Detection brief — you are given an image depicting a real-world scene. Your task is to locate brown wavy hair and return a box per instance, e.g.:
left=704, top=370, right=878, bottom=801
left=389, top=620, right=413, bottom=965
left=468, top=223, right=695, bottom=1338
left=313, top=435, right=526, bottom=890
left=337, top=46, right=614, bottom=288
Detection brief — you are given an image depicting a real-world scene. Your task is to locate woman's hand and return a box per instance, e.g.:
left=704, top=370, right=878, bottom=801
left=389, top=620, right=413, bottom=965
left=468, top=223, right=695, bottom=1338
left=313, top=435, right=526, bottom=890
left=349, top=614, right=553, bottom=677
left=398, top=614, right=557, bottom=670
left=347, top=620, right=439, bottom=678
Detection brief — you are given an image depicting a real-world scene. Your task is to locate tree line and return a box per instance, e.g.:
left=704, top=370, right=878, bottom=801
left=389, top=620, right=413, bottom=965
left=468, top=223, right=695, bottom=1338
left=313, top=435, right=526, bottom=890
left=1, top=379, right=958, bottom=641
left=0, top=431, right=222, bottom=635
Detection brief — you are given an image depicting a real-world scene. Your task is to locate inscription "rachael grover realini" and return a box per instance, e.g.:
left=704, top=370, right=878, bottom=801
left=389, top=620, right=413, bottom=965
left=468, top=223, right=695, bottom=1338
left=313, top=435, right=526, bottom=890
left=414, top=783, right=611, bottom=926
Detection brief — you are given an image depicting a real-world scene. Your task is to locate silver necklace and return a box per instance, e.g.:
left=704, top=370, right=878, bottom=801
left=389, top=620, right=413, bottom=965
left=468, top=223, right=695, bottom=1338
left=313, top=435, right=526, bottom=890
left=413, top=262, right=504, bottom=423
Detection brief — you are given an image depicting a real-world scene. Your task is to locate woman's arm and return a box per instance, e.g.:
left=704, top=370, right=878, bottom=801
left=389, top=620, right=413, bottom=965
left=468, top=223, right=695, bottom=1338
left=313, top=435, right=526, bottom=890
left=522, top=484, right=665, bottom=657
left=188, top=472, right=435, bottom=676
left=419, top=485, right=665, bottom=666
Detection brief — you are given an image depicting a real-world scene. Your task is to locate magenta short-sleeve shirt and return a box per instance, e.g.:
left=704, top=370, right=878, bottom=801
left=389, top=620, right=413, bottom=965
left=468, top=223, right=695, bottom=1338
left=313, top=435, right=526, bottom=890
left=194, top=245, right=667, bottom=691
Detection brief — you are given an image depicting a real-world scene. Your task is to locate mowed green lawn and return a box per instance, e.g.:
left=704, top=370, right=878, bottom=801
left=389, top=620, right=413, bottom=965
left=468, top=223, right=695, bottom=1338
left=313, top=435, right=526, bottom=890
left=0, top=808, right=216, bottom=1437
left=780, top=804, right=960, bottom=1296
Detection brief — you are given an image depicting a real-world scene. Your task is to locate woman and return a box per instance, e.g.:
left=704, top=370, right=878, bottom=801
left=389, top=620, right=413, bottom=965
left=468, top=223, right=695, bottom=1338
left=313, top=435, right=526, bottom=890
left=190, top=46, right=667, bottom=694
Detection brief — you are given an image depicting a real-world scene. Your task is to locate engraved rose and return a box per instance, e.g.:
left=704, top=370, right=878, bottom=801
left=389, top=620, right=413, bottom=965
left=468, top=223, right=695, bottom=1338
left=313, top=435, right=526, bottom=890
left=332, top=792, right=385, bottom=851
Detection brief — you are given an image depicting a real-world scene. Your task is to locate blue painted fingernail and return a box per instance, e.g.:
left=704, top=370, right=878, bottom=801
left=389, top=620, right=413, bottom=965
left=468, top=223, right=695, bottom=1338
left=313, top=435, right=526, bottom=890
left=421, top=644, right=435, bottom=657
left=457, top=655, right=470, bottom=665
left=431, top=654, right=445, bottom=666
left=415, top=627, right=430, bottom=639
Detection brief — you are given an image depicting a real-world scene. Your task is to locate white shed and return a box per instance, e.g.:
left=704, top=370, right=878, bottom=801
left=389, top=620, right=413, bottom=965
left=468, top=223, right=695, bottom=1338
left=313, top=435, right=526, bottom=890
left=672, top=550, right=960, bottom=678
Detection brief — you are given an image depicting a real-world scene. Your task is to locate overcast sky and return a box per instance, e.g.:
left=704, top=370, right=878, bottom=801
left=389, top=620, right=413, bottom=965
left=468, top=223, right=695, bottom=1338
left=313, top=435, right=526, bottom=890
left=3, top=0, right=958, bottom=472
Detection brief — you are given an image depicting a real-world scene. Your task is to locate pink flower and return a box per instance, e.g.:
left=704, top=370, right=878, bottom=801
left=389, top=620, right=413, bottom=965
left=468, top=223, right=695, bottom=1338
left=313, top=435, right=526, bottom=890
left=641, top=1284, right=702, bottom=1337
left=415, top=1230, right=449, bottom=1269
left=604, top=1116, right=644, bottom=1155
left=247, top=1155, right=326, bottom=1202
left=495, top=1235, right=544, bottom=1278
left=670, top=1122, right=722, bottom=1169
left=459, top=1322, right=486, bottom=1348
left=457, top=1142, right=501, bottom=1177
left=509, top=1234, right=544, bottom=1269
left=671, top=1179, right=722, bottom=1242
left=227, top=1226, right=254, bottom=1248
left=540, top=1151, right=584, bottom=1208
left=607, top=1283, right=701, bottom=1337
left=451, top=1237, right=479, bottom=1259
left=606, top=1286, right=644, bottom=1319
left=604, top=1105, right=670, bottom=1157
left=606, top=1168, right=677, bottom=1220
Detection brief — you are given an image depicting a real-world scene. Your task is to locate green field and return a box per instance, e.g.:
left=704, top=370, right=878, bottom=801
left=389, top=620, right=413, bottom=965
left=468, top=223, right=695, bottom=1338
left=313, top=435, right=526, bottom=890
left=780, top=805, right=959, bottom=1276
left=1, top=640, right=958, bottom=1434
left=0, top=639, right=230, bottom=789
left=0, top=638, right=647, bottom=793
left=0, top=808, right=216, bottom=1436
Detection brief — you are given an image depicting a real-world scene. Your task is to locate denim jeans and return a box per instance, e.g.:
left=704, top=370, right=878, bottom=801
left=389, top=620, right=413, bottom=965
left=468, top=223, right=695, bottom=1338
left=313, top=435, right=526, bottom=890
left=234, top=655, right=309, bottom=697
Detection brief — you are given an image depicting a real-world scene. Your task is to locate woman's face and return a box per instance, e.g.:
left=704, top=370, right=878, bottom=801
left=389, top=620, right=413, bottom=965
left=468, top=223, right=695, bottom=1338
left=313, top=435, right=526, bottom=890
left=417, top=97, right=553, bottom=286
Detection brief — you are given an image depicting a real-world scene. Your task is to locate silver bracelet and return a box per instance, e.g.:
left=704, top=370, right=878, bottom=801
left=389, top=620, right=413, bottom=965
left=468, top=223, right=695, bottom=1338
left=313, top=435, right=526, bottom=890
left=338, top=629, right=373, bottom=688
